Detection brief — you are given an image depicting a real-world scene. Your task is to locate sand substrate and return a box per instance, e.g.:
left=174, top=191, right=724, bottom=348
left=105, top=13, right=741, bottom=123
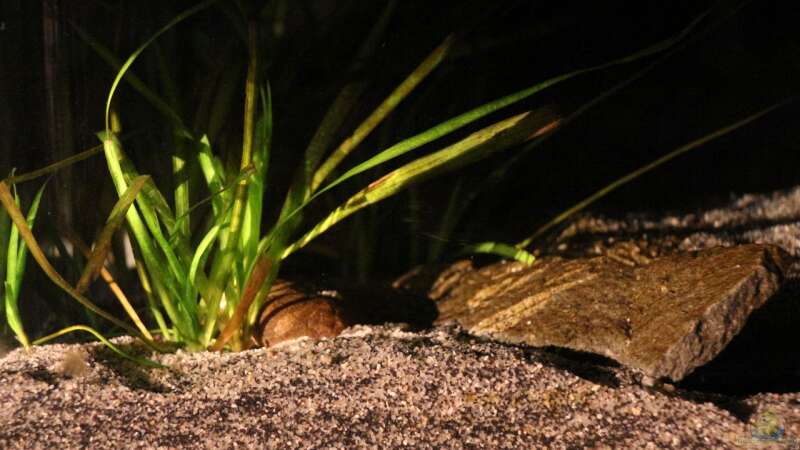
left=0, top=323, right=798, bottom=449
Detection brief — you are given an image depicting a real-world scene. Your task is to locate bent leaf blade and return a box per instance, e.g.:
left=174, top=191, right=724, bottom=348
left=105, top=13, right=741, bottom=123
left=76, top=175, right=150, bottom=294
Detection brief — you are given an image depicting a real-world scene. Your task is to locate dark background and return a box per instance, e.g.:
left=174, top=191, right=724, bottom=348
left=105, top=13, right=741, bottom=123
left=1, top=0, right=798, bottom=335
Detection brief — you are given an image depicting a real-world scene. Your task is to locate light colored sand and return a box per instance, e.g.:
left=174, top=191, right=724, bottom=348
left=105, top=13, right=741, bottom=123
left=1, top=323, right=797, bottom=449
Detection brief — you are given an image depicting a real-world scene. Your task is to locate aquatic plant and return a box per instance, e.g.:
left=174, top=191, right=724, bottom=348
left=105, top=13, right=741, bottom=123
left=2, top=2, right=789, bottom=363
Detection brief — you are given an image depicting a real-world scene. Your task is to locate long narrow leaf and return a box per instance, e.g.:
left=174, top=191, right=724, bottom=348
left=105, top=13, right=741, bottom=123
left=133, top=260, right=170, bottom=339
left=196, top=135, right=230, bottom=218
left=5, top=189, right=20, bottom=303
left=210, top=254, right=273, bottom=351
left=314, top=12, right=707, bottom=201
left=517, top=97, right=796, bottom=248
left=457, top=242, right=535, bottom=265
left=106, top=142, right=195, bottom=264
left=109, top=138, right=214, bottom=319
left=278, top=0, right=398, bottom=218
left=13, top=181, right=46, bottom=295
left=0, top=181, right=154, bottom=344
left=118, top=167, right=213, bottom=308
left=174, top=164, right=255, bottom=231
left=4, top=144, right=103, bottom=185
left=3, top=129, right=148, bottom=187
left=3, top=182, right=45, bottom=349
left=3, top=282, right=25, bottom=348
left=100, top=132, right=196, bottom=341
left=118, top=161, right=179, bottom=233
left=64, top=231, right=153, bottom=341
left=200, top=21, right=261, bottom=347
left=101, top=133, right=191, bottom=295
left=72, top=23, right=187, bottom=134
left=31, top=325, right=166, bottom=368
left=76, top=175, right=149, bottom=294
left=102, top=0, right=219, bottom=132
left=284, top=110, right=562, bottom=257
left=272, top=13, right=707, bottom=241
left=0, top=193, right=9, bottom=312
left=107, top=154, right=190, bottom=298
left=311, top=34, right=455, bottom=191
left=3, top=188, right=21, bottom=344
left=441, top=6, right=734, bottom=251
left=492, top=2, right=743, bottom=190
left=240, top=85, right=272, bottom=273
left=172, top=146, right=191, bottom=240
left=189, top=224, right=220, bottom=294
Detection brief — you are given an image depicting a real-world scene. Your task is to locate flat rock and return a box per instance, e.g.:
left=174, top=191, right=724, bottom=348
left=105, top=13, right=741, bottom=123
left=433, top=244, right=789, bottom=381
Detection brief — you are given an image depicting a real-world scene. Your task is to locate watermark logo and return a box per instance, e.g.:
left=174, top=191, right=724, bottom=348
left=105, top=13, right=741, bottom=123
left=751, top=410, right=785, bottom=442
left=736, top=410, right=797, bottom=448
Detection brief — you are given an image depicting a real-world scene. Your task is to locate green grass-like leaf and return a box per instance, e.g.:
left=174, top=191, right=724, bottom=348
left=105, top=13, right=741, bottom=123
left=32, top=325, right=167, bottom=369
left=239, top=85, right=272, bottom=278
left=0, top=192, right=9, bottom=322
left=2, top=181, right=46, bottom=349
left=99, top=132, right=197, bottom=343
left=102, top=0, right=219, bottom=133
left=458, top=242, right=536, bottom=265
left=4, top=144, right=103, bottom=186
left=311, top=34, right=455, bottom=192
left=518, top=97, right=796, bottom=248
left=284, top=109, right=560, bottom=257
left=65, top=232, right=154, bottom=342
left=200, top=21, right=262, bottom=347
left=267, top=13, right=706, bottom=246
left=76, top=175, right=149, bottom=294
left=316, top=10, right=706, bottom=200
left=0, top=181, right=154, bottom=347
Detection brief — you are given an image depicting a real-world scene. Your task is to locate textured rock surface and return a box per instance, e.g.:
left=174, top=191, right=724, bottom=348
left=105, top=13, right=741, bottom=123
left=544, top=187, right=800, bottom=391
left=2, top=325, right=798, bottom=449
left=434, top=244, right=788, bottom=381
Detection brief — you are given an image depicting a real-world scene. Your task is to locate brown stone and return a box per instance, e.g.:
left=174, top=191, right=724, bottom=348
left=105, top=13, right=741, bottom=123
left=255, top=277, right=437, bottom=348
left=257, top=280, right=350, bottom=348
left=432, top=244, right=790, bottom=381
